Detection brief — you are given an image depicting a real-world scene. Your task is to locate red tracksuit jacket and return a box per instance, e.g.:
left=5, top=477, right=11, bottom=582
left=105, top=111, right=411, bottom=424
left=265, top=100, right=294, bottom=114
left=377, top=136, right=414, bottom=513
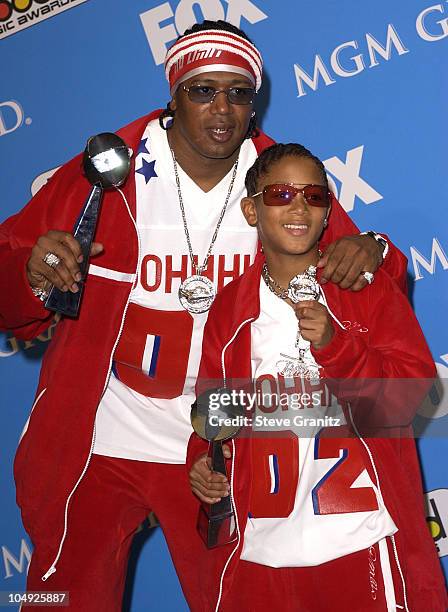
left=0, top=110, right=408, bottom=580
left=187, top=254, right=447, bottom=611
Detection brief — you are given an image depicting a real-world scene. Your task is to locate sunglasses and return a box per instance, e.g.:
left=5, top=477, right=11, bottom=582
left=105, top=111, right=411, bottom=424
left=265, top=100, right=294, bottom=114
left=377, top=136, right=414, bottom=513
left=252, top=183, right=330, bottom=207
left=182, top=85, right=256, bottom=105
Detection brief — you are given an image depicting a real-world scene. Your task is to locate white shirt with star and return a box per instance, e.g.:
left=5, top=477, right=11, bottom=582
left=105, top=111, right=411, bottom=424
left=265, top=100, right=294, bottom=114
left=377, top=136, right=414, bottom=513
left=93, top=119, right=259, bottom=463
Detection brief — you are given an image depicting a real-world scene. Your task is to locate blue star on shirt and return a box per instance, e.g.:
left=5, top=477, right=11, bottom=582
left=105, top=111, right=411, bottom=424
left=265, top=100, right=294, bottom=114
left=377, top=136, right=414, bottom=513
left=137, top=137, right=149, bottom=156
left=136, top=158, right=158, bottom=184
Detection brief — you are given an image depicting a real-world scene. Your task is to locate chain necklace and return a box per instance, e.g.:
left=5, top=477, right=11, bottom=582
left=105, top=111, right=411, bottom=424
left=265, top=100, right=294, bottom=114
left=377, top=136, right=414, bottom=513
left=170, top=149, right=239, bottom=314
left=262, top=263, right=320, bottom=303
left=262, top=262, right=322, bottom=380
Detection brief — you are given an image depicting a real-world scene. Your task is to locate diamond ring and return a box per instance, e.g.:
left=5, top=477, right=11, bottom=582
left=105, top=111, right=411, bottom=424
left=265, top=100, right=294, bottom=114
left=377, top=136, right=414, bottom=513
left=43, top=251, right=61, bottom=268
left=361, top=271, right=374, bottom=285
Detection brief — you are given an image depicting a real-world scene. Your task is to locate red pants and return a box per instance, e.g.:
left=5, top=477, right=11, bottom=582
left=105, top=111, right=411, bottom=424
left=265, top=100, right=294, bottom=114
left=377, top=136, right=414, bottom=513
left=24, top=455, right=204, bottom=611
left=24, top=455, right=406, bottom=612
left=222, top=538, right=405, bottom=611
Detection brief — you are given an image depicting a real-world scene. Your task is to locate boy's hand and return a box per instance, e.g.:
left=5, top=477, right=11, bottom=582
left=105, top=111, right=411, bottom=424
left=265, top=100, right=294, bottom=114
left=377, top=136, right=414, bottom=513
left=189, top=444, right=232, bottom=504
left=294, top=300, right=334, bottom=350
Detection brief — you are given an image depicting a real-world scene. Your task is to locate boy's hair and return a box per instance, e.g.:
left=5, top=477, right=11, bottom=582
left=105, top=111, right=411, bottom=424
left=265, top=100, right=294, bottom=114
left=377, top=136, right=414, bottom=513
left=179, top=20, right=253, bottom=43
left=245, top=143, right=328, bottom=196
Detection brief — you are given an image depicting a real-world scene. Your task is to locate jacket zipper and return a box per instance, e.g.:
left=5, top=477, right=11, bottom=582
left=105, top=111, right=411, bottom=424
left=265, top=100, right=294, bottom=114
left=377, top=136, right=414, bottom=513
left=41, top=187, right=142, bottom=581
left=214, top=317, right=254, bottom=611
left=19, top=387, right=46, bottom=444
left=220, top=318, right=255, bottom=387
left=390, top=534, right=409, bottom=611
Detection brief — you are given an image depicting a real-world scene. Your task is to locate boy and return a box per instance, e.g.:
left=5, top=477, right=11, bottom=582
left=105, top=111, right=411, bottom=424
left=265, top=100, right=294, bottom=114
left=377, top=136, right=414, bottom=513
left=188, top=143, right=447, bottom=611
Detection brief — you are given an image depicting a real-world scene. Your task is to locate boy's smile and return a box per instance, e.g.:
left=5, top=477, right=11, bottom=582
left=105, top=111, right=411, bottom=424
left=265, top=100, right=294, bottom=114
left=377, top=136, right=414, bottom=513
left=242, top=156, right=330, bottom=272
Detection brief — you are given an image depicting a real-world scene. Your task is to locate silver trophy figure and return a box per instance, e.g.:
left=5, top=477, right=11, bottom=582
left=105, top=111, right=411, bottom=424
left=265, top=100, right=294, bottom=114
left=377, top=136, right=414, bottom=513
left=191, top=389, right=243, bottom=548
left=45, top=133, right=132, bottom=317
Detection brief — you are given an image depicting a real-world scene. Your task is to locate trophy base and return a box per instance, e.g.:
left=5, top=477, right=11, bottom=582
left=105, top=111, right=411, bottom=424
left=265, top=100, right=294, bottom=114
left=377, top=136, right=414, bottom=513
left=45, top=283, right=84, bottom=318
left=197, top=504, right=237, bottom=549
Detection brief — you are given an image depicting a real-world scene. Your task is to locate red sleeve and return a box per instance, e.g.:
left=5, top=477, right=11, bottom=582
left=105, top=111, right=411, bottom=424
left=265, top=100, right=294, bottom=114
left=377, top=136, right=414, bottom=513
left=186, top=433, right=209, bottom=472
left=311, top=273, right=435, bottom=429
left=0, top=111, right=161, bottom=340
left=0, top=155, right=87, bottom=339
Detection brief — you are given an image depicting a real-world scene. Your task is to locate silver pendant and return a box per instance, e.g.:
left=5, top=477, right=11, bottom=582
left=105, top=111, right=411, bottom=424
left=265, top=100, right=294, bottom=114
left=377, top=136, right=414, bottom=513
left=179, top=275, right=215, bottom=314
left=276, top=352, right=321, bottom=380
left=288, top=266, right=320, bottom=303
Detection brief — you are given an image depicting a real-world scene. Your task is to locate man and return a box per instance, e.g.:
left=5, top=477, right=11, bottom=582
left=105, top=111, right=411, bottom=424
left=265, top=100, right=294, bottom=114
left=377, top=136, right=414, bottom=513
left=0, top=20, right=406, bottom=611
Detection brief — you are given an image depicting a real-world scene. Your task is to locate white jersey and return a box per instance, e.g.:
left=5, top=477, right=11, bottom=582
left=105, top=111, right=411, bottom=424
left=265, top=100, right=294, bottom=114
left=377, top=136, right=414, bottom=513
left=240, top=278, right=397, bottom=567
left=93, top=119, right=258, bottom=463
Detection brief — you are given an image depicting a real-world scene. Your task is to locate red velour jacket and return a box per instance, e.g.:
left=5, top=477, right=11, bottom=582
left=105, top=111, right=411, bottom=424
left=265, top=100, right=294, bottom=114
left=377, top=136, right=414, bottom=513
left=187, top=254, right=446, bottom=611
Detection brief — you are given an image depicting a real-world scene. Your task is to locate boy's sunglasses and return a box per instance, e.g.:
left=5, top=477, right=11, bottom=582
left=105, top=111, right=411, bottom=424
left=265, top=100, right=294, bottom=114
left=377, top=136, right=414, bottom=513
left=252, top=183, right=330, bottom=207
left=182, top=85, right=256, bottom=105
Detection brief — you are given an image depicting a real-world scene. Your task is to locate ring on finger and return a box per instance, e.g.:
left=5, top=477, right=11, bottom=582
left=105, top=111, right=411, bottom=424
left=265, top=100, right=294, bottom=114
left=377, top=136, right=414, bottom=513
left=361, top=271, right=374, bottom=285
left=43, top=251, right=61, bottom=268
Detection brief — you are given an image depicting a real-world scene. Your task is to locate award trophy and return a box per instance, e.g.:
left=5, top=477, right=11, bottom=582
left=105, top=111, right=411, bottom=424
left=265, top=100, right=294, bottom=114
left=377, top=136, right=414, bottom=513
left=191, top=389, right=244, bottom=548
left=45, top=133, right=132, bottom=317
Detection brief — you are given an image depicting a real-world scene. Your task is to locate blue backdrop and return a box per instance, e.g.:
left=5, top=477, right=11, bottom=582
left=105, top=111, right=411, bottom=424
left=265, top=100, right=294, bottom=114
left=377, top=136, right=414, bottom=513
left=1, top=1, right=447, bottom=609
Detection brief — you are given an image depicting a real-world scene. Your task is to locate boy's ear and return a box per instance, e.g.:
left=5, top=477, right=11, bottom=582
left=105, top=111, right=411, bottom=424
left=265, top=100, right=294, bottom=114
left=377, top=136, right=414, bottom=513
left=241, top=196, right=258, bottom=227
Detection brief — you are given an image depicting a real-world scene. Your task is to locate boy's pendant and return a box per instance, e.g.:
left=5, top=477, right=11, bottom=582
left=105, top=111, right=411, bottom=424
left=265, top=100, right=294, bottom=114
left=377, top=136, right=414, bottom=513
left=288, top=265, right=320, bottom=303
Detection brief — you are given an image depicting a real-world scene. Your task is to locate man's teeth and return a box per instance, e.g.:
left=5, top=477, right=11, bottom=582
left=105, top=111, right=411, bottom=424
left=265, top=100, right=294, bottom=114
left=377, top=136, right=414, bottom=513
left=213, top=128, right=228, bottom=133
left=284, top=224, right=307, bottom=229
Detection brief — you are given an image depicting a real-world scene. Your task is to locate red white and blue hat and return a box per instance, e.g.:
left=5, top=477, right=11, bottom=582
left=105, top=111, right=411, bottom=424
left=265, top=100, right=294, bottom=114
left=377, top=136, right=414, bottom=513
left=164, top=29, right=263, bottom=95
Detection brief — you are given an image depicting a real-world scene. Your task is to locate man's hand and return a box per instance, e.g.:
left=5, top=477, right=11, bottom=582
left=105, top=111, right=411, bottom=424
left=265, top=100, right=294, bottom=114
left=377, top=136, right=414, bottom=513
left=317, top=234, right=383, bottom=291
left=294, top=300, right=334, bottom=350
left=189, top=444, right=231, bottom=504
left=26, top=230, right=104, bottom=294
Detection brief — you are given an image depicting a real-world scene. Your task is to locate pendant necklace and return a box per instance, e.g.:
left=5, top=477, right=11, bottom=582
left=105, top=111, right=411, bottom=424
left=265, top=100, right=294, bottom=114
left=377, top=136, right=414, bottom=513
left=262, top=262, right=321, bottom=379
left=262, top=263, right=320, bottom=304
left=170, top=149, right=239, bottom=314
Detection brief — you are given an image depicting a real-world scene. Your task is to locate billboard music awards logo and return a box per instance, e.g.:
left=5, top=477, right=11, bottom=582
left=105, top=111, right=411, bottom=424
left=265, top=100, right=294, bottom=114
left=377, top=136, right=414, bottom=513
left=0, top=0, right=87, bottom=39
left=425, top=489, right=448, bottom=558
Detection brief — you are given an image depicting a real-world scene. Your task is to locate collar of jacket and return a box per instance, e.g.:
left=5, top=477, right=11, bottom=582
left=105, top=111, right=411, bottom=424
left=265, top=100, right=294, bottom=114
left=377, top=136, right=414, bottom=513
left=114, top=109, right=163, bottom=219
left=115, top=110, right=275, bottom=220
